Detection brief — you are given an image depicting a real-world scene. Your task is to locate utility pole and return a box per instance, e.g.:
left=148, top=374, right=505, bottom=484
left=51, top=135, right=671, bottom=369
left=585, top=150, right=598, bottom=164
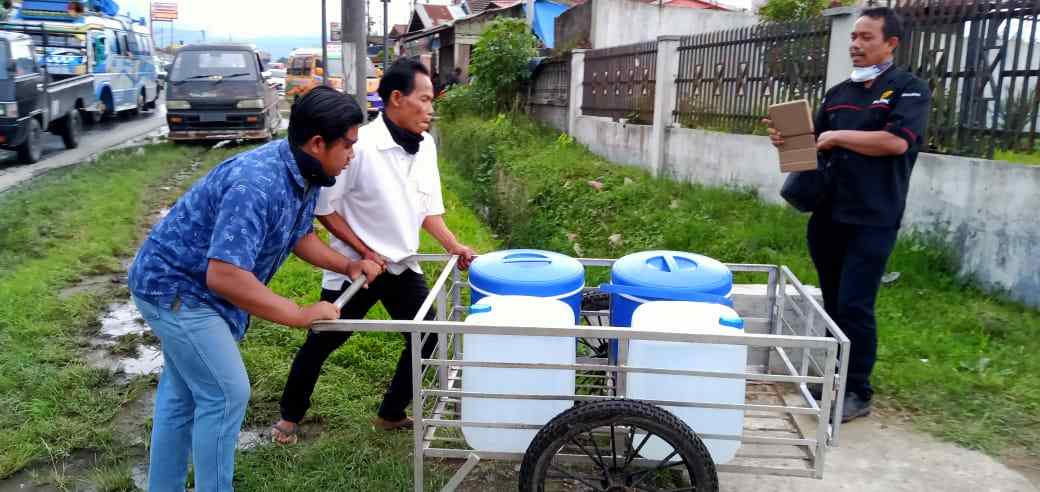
left=382, top=0, right=389, bottom=68
left=322, top=0, right=329, bottom=86
left=343, top=0, right=368, bottom=118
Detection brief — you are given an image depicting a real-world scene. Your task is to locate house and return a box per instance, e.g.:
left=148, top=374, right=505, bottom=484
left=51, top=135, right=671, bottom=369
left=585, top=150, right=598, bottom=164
left=556, top=0, right=750, bottom=50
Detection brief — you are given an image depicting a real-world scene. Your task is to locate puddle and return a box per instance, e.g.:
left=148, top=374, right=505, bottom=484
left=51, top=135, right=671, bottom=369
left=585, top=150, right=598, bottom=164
left=130, top=463, right=147, bottom=491
left=237, top=428, right=266, bottom=451
left=98, top=302, right=147, bottom=337
left=86, top=301, right=163, bottom=381
left=58, top=275, right=119, bottom=300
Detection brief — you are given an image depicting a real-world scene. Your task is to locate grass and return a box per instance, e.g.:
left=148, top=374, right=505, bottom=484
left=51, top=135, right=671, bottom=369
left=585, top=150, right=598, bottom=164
left=0, top=137, right=501, bottom=489
left=0, top=142, right=249, bottom=484
left=994, top=148, right=1040, bottom=166
left=437, top=113, right=1040, bottom=462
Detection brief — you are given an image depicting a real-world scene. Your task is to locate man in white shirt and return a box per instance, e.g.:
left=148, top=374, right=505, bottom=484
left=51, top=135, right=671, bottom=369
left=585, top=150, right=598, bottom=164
left=272, top=59, right=475, bottom=443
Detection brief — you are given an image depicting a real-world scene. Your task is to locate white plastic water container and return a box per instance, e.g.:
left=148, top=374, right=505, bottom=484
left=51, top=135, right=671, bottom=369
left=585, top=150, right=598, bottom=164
left=626, top=301, right=747, bottom=464
left=461, top=295, right=577, bottom=453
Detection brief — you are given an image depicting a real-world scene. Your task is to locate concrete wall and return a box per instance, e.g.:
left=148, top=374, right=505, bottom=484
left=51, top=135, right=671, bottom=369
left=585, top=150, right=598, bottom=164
left=589, top=0, right=758, bottom=48
left=530, top=105, right=569, bottom=133
left=572, top=116, right=653, bottom=169
left=555, top=1, right=592, bottom=51
left=537, top=116, right=1040, bottom=307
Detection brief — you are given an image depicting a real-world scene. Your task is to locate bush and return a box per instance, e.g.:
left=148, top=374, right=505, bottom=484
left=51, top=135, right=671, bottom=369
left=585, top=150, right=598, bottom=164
left=468, top=18, right=538, bottom=113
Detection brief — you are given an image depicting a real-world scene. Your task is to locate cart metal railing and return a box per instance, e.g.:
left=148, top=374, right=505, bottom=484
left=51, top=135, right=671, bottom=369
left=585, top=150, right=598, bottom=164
left=312, top=254, right=850, bottom=492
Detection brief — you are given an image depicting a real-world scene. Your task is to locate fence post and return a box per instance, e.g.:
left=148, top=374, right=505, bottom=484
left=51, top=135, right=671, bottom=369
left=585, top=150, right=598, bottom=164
left=824, top=6, right=859, bottom=91
left=650, top=36, right=681, bottom=177
left=568, top=49, right=587, bottom=136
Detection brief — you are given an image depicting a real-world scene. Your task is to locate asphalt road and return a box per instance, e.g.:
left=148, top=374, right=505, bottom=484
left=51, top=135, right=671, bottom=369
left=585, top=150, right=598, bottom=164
left=0, top=100, right=167, bottom=194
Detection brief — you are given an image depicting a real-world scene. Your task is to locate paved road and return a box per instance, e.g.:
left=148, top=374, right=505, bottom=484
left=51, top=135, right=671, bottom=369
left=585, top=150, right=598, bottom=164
left=0, top=102, right=167, bottom=194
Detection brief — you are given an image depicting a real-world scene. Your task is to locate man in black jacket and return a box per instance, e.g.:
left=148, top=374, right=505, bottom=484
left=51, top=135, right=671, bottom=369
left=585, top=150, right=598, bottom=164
left=765, top=7, right=930, bottom=422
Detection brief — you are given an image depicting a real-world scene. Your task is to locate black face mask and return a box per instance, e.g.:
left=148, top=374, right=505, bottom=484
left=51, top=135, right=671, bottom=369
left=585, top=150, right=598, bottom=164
left=290, top=143, right=336, bottom=188
left=383, top=112, right=423, bottom=155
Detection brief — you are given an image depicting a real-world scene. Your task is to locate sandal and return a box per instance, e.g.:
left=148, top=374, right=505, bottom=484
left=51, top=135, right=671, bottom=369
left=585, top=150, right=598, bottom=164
left=271, top=421, right=299, bottom=445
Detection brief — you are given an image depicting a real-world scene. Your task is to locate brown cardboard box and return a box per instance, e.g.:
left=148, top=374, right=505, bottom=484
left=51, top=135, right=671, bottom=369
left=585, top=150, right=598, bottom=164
left=778, top=148, right=819, bottom=172
left=768, top=99, right=817, bottom=173
left=768, top=99, right=814, bottom=136
left=778, top=133, right=816, bottom=153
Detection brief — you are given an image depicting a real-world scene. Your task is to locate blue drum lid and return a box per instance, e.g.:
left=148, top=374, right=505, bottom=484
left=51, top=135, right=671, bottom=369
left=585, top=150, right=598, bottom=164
left=469, top=249, right=585, bottom=296
left=609, top=250, right=732, bottom=299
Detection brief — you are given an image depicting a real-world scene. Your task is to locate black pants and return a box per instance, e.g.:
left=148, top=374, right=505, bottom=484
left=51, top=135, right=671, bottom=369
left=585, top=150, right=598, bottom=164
left=279, top=270, right=438, bottom=423
left=807, top=213, right=898, bottom=401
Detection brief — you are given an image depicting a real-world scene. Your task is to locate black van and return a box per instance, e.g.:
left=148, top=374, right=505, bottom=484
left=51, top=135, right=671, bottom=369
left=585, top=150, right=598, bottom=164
left=165, top=44, right=282, bottom=142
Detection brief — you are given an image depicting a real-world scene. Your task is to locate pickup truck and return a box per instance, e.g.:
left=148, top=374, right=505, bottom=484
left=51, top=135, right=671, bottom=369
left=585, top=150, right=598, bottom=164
left=0, top=30, right=96, bottom=163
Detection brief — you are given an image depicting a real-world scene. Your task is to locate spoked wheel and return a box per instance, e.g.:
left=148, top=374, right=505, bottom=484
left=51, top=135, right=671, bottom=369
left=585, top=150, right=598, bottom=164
left=580, top=290, right=611, bottom=359
left=519, top=400, right=718, bottom=492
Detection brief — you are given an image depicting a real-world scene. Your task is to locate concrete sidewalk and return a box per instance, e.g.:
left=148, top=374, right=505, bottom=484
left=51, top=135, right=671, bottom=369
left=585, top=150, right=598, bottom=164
left=721, top=416, right=1037, bottom=491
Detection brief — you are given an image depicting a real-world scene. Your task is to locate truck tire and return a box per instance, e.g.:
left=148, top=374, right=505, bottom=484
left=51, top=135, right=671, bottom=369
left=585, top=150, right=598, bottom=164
left=518, top=399, right=718, bottom=492
left=61, top=110, right=82, bottom=149
left=17, top=118, right=43, bottom=164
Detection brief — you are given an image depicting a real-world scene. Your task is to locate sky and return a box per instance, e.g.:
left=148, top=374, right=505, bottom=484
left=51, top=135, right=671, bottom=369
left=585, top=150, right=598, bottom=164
left=120, top=0, right=436, bottom=39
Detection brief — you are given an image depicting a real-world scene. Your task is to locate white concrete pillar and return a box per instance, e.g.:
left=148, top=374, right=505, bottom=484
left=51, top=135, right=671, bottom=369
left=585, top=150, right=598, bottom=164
left=650, top=36, right=681, bottom=177
left=568, top=49, right=587, bottom=136
left=824, top=6, right=860, bottom=91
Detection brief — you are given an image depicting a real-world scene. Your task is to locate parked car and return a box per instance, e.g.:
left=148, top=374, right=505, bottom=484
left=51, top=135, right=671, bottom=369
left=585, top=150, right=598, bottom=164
left=165, top=43, right=282, bottom=142
left=0, top=31, right=96, bottom=163
left=267, top=67, right=285, bottom=93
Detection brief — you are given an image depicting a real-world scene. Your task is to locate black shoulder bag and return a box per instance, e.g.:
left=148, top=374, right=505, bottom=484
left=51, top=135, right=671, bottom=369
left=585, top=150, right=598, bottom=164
left=780, top=151, right=832, bottom=213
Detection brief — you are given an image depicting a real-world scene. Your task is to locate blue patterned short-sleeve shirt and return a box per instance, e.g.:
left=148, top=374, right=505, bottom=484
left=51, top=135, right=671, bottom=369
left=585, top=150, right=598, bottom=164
left=129, top=140, right=319, bottom=339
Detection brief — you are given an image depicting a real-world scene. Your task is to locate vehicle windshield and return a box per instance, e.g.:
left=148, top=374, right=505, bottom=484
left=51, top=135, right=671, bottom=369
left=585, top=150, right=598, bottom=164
left=170, top=50, right=258, bottom=82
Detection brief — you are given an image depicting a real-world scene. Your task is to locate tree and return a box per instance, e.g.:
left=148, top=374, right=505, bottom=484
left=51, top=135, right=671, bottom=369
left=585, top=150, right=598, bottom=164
left=469, top=18, right=538, bottom=112
left=758, top=0, right=849, bottom=22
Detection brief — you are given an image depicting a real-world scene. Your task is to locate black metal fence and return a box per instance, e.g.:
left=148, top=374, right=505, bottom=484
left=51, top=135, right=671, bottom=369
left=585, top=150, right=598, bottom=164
left=888, top=0, right=1040, bottom=157
left=582, top=41, right=658, bottom=123
left=528, top=54, right=572, bottom=108
left=673, top=18, right=831, bottom=135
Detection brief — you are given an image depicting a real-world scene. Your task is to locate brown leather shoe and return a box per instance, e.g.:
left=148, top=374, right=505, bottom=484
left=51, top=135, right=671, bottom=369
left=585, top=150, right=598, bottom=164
left=373, top=416, right=414, bottom=431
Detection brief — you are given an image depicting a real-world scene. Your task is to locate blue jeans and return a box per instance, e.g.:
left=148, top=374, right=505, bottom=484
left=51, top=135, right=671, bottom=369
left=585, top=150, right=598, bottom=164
left=133, top=296, right=250, bottom=492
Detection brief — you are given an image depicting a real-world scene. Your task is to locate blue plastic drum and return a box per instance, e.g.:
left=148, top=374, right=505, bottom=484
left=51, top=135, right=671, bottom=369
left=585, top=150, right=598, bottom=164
left=469, top=249, right=585, bottom=322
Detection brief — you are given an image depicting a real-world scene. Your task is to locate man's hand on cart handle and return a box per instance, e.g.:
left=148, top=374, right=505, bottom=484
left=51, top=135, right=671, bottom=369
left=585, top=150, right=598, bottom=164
left=347, top=258, right=383, bottom=287
left=448, top=243, right=476, bottom=270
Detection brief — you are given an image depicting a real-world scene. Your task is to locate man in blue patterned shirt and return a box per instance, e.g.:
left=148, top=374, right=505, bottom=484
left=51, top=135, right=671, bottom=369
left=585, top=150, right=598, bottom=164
left=128, top=86, right=382, bottom=492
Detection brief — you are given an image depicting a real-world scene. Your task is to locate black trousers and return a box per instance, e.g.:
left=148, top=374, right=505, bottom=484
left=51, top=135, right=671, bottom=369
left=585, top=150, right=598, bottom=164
left=279, top=270, right=438, bottom=423
left=807, top=213, right=898, bottom=401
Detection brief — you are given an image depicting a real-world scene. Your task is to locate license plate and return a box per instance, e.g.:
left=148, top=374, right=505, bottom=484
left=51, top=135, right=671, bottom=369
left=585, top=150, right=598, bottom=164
left=200, top=113, right=225, bottom=122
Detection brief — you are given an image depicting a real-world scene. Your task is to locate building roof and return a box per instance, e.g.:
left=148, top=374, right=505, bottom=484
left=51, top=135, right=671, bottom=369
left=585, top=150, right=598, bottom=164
left=389, top=24, right=409, bottom=39
left=408, top=3, right=465, bottom=33
left=567, top=0, right=730, bottom=8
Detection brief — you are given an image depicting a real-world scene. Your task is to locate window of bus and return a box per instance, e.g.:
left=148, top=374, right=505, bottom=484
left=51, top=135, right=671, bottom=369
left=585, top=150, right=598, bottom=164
left=288, top=56, right=312, bottom=76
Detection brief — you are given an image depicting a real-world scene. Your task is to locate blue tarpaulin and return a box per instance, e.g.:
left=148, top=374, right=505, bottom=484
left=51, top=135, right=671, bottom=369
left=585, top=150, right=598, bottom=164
left=526, top=0, right=567, bottom=49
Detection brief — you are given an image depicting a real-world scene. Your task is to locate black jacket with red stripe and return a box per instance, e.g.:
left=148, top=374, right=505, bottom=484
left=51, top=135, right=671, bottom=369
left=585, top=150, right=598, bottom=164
left=814, top=66, right=930, bottom=228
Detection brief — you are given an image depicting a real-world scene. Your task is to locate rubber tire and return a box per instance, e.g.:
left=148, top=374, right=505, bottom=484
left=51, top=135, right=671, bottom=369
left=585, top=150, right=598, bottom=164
left=518, top=399, right=718, bottom=492
left=129, top=90, right=144, bottom=117
left=16, top=118, right=43, bottom=164
left=61, top=110, right=82, bottom=149
left=100, top=90, right=114, bottom=120
left=82, top=109, right=102, bottom=125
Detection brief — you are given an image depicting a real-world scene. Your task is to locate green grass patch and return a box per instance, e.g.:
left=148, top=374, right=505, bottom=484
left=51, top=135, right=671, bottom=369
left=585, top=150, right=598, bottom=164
left=0, top=143, right=245, bottom=481
left=437, top=113, right=1040, bottom=460
left=994, top=148, right=1040, bottom=166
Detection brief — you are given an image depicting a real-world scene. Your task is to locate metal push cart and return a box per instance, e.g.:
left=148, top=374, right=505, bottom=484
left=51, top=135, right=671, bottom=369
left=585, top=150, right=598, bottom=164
left=312, top=254, right=850, bottom=492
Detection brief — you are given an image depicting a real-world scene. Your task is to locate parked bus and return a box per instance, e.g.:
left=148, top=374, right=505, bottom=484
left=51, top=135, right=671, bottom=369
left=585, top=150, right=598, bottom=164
left=0, top=0, right=160, bottom=121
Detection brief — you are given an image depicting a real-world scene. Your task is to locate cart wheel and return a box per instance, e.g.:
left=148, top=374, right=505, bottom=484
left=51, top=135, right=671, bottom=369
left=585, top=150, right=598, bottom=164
left=580, top=290, right=611, bottom=359
left=518, top=399, right=718, bottom=492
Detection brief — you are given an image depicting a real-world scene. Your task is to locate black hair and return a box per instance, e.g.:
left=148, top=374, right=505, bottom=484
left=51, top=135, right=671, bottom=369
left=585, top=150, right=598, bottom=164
left=377, top=57, right=431, bottom=103
left=860, top=7, right=905, bottom=42
left=288, top=85, right=364, bottom=147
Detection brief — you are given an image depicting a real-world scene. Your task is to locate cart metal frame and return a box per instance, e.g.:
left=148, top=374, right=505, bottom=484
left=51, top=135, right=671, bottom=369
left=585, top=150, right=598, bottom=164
left=312, top=254, right=850, bottom=491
